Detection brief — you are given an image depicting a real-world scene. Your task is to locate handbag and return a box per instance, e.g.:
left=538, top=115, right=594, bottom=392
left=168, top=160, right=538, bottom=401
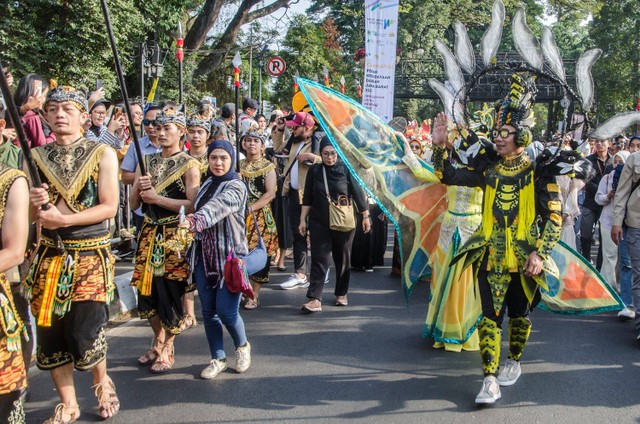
left=323, top=166, right=356, bottom=232
left=224, top=254, right=254, bottom=300
left=242, top=208, right=268, bottom=276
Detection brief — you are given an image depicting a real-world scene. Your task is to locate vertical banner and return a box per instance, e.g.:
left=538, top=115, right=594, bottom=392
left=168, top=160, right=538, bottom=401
left=363, top=0, right=399, bottom=122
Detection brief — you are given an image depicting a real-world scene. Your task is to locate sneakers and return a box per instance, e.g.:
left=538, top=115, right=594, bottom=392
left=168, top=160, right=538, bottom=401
left=280, top=274, right=309, bottom=290
left=497, top=359, right=521, bottom=386
left=301, top=299, right=322, bottom=313
left=335, top=295, right=348, bottom=306
left=235, top=342, right=251, bottom=373
left=200, top=358, right=227, bottom=379
left=475, top=375, right=501, bottom=404
left=618, top=306, right=636, bottom=320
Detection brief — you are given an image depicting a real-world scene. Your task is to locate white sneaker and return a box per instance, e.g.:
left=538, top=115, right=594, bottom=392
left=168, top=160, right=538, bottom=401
left=201, top=358, right=227, bottom=379
left=235, top=342, right=251, bottom=373
left=618, top=306, right=636, bottom=320
left=497, top=359, right=521, bottom=386
left=475, top=375, right=501, bottom=404
left=280, top=274, right=308, bottom=290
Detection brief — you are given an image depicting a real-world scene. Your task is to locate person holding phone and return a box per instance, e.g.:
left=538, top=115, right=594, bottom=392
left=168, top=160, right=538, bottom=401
left=12, top=74, right=54, bottom=148
left=85, top=88, right=125, bottom=150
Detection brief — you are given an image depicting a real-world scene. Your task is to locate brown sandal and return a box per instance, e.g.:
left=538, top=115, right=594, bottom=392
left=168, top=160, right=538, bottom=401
left=92, top=380, right=120, bottom=420
left=243, top=298, right=259, bottom=310
left=43, top=403, right=81, bottom=424
left=137, top=338, right=163, bottom=366
left=150, top=342, right=175, bottom=374
left=180, top=315, right=198, bottom=331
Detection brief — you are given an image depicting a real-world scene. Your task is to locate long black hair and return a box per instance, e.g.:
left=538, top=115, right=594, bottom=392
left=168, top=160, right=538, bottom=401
left=14, top=74, right=49, bottom=113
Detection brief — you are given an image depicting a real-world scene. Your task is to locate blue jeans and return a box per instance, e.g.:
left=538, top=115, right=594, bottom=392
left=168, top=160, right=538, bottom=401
left=626, top=227, right=640, bottom=334
left=618, top=228, right=633, bottom=306
left=194, top=259, right=247, bottom=360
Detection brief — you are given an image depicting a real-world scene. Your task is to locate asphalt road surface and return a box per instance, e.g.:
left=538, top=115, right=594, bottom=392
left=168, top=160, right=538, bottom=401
left=24, top=257, right=640, bottom=423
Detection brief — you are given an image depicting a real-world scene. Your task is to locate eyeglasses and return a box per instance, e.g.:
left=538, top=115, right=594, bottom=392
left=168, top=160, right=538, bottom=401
left=322, top=151, right=337, bottom=157
left=143, top=119, right=157, bottom=126
left=492, top=128, right=517, bottom=139
left=410, top=144, right=422, bottom=151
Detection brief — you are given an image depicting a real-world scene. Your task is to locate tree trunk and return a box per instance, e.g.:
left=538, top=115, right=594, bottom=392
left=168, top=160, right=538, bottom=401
left=193, top=0, right=292, bottom=77
left=184, top=0, right=225, bottom=51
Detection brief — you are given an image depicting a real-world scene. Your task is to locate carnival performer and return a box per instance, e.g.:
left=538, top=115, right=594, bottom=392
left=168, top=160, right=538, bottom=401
left=431, top=73, right=565, bottom=404
left=239, top=128, right=278, bottom=310
left=0, top=162, right=29, bottom=424
left=181, top=113, right=212, bottom=331
left=130, top=107, right=200, bottom=374
left=400, top=132, right=481, bottom=352
left=184, top=140, right=252, bottom=379
left=26, top=86, right=120, bottom=421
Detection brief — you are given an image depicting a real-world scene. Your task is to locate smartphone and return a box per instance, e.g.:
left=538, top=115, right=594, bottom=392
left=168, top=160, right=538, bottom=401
left=96, top=79, right=103, bottom=90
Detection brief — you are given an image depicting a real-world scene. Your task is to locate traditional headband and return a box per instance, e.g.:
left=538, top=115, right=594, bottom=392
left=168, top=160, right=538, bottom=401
left=155, top=107, right=186, bottom=128
left=186, top=113, right=211, bottom=133
left=44, top=86, right=88, bottom=113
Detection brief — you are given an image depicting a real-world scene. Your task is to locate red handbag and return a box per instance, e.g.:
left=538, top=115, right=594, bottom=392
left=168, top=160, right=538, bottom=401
left=223, top=254, right=255, bottom=300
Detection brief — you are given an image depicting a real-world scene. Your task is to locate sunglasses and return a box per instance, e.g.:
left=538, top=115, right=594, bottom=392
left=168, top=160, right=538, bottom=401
left=143, top=119, right=157, bottom=126
left=492, top=128, right=517, bottom=139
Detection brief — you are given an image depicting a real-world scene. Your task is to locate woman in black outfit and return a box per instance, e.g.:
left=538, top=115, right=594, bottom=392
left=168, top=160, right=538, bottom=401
left=298, top=138, right=371, bottom=312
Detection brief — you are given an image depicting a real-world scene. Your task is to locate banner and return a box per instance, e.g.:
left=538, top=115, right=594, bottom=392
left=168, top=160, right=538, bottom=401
left=363, top=0, right=399, bottom=122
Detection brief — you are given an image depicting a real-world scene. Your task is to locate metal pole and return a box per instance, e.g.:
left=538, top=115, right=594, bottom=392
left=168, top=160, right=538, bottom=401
left=248, top=26, right=253, bottom=98
left=258, top=59, right=263, bottom=116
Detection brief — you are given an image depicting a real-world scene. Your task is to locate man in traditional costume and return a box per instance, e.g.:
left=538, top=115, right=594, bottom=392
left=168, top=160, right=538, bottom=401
left=181, top=113, right=211, bottom=331
left=431, top=73, right=575, bottom=404
left=0, top=160, right=29, bottom=424
left=130, top=107, right=200, bottom=373
left=26, top=86, right=120, bottom=421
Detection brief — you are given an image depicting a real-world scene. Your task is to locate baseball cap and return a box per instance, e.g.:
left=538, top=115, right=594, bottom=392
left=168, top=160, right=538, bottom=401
left=221, top=103, right=236, bottom=118
left=285, top=111, right=315, bottom=129
left=242, top=97, right=259, bottom=110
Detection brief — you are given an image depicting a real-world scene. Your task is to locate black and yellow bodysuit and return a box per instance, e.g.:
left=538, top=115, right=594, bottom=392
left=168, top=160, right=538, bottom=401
left=433, top=146, right=563, bottom=375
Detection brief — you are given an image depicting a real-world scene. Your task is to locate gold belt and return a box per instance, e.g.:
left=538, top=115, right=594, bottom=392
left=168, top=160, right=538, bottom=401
left=41, top=234, right=111, bottom=251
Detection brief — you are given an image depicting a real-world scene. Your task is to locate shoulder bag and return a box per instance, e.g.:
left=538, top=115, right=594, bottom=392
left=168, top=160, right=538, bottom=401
left=322, top=166, right=356, bottom=232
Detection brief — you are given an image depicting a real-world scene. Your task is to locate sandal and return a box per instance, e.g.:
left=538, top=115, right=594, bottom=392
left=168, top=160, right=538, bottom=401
left=150, top=342, right=175, bottom=374
left=243, top=298, right=259, bottom=310
left=43, top=403, right=80, bottom=424
left=137, top=338, right=163, bottom=366
left=180, top=315, right=198, bottom=331
left=92, top=380, right=120, bottom=420
left=277, top=266, right=287, bottom=271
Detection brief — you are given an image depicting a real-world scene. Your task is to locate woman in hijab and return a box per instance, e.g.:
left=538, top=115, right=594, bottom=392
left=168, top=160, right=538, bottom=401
left=299, top=137, right=371, bottom=313
left=184, top=140, right=252, bottom=379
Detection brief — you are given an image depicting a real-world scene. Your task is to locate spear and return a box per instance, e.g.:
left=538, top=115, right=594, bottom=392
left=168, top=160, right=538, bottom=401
left=99, top=0, right=146, bottom=175
left=176, top=22, right=184, bottom=105
left=232, top=52, right=241, bottom=171
left=0, top=59, right=65, bottom=253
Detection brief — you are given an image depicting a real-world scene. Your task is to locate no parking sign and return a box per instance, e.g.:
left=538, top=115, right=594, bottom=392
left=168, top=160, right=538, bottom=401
left=266, top=56, right=286, bottom=77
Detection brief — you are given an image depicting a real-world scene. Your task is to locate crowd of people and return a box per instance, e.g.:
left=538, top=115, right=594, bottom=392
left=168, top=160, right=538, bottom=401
left=0, top=65, right=639, bottom=421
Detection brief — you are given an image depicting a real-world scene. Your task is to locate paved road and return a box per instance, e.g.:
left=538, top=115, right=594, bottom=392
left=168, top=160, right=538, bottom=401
left=24, top=259, right=640, bottom=423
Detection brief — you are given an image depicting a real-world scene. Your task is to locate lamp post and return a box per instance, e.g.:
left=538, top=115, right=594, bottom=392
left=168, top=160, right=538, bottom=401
left=176, top=22, right=184, bottom=106
left=233, top=52, right=242, bottom=171
left=294, top=70, right=300, bottom=93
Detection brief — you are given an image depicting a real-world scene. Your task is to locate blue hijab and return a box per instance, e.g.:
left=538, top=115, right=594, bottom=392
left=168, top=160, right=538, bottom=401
left=195, top=140, right=239, bottom=210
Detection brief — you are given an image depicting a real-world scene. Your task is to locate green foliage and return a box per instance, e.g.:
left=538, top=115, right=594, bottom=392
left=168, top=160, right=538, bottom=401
left=0, top=0, right=147, bottom=97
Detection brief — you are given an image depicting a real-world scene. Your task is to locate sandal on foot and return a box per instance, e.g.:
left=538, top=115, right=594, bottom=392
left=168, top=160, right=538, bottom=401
left=150, top=342, right=175, bottom=374
left=92, top=380, right=120, bottom=420
left=137, top=338, right=163, bottom=366
left=180, top=315, right=198, bottom=331
left=243, top=298, right=259, bottom=310
left=43, top=403, right=81, bottom=424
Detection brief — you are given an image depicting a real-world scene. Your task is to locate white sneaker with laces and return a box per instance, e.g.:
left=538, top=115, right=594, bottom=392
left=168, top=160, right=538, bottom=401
left=497, top=359, right=521, bottom=386
left=280, top=274, right=308, bottom=290
left=618, top=306, right=636, bottom=320
left=475, top=375, right=501, bottom=404
left=235, top=342, right=251, bottom=373
left=201, top=358, right=227, bottom=379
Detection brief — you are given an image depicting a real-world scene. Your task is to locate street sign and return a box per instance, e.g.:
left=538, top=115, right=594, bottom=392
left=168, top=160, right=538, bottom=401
left=266, top=56, right=286, bottom=77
